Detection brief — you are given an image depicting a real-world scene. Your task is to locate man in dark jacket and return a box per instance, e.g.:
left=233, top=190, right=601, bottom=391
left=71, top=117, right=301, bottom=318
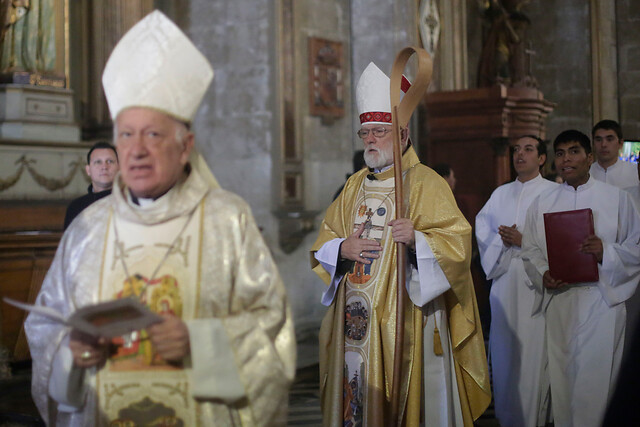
left=63, top=141, right=119, bottom=229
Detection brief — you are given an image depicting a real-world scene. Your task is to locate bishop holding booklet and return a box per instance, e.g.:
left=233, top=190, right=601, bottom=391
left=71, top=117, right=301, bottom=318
left=25, top=11, right=295, bottom=426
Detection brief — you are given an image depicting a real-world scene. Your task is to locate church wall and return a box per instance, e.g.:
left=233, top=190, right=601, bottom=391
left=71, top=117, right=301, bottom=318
left=351, top=0, right=418, bottom=123
left=520, top=1, right=593, bottom=140
left=298, top=1, right=354, bottom=212
left=349, top=0, right=421, bottom=157
left=284, top=0, right=354, bottom=365
left=528, top=1, right=593, bottom=140
left=186, top=1, right=275, bottom=233
left=183, top=0, right=421, bottom=366
left=616, top=0, right=640, bottom=139
left=184, top=0, right=354, bottom=366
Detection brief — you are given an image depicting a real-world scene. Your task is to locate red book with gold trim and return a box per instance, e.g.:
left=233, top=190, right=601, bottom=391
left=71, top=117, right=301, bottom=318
left=543, top=208, right=599, bottom=283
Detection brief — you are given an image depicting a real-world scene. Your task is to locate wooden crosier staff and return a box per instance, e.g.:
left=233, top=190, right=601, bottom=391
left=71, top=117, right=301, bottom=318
left=388, top=46, right=432, bottom=426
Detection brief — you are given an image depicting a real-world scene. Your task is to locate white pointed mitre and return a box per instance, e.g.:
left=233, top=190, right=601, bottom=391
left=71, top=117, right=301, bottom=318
left=102, top=10, right=214, bottom=123
left=356, top=62, right=410, bottom=125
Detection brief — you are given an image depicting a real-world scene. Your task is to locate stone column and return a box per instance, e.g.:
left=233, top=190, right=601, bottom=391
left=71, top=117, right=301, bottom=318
left=590, top=0, right=619, bottom=123
left=615, top=0, right=640, bottom=138
left=437, top=0, right=468, bottom=91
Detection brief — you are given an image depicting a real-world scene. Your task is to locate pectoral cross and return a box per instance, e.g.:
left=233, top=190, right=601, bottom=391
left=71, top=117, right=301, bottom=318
left=362, top=207, right=374, bottom=238
left=122, top=331, right=138, bottom=348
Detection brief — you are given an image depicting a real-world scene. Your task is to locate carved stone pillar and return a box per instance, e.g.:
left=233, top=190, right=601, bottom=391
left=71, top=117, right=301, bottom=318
left=590, top=0, right=619, bottom=123
left=436, top=0, right=467, bottom=91
left=274, top=0, right=321, bottom=253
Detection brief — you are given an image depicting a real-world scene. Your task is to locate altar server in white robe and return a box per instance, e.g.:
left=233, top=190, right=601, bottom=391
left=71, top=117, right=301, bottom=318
left=626, top=161, right=640, bottom=208
left=623, top=161, right=640, bottom=352
left=590, top=121, right=640, bottom=351
left=590, top=119, right=639, bottom=189
left=24, top=11, right=295, bottom=427
left=476, top=135, right=557, bottom=427
left=521, top=129, right=640, bottom=427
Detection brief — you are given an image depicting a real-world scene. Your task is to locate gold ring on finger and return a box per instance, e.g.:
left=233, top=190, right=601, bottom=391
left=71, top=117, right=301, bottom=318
left=81, top=350, right=91, bottom=360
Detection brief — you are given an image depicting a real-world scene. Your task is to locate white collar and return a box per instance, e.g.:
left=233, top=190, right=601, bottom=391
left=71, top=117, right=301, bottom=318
left=372, top=164, right=392, bottom=174
left=595, top=158, right=621, bottom=172
left=561, top=175, right=595, bottom=192
left=516, top=173, right=543, bottom=186
left=137, top=197, right=155, bottom=207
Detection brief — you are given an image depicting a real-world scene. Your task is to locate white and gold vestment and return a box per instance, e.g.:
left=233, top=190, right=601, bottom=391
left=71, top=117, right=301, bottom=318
left=311, top=147, right=491, bottom=426
left=25, top=167, right=296, bottom=426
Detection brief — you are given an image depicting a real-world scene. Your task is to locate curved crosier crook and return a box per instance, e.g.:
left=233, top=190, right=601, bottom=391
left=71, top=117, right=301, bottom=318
left=391, top=47, right=433, bottom=128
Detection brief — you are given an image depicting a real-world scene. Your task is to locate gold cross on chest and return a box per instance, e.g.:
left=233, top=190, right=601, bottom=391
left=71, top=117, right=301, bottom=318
left=361, top=207, right=375, bottom=239
left=364, top=207, right=374, bottom=222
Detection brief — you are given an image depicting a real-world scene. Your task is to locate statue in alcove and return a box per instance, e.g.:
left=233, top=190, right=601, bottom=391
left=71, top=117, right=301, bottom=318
left=0, top=0, right=62, bottom=86
left=477, top=0, right=537, bottom=88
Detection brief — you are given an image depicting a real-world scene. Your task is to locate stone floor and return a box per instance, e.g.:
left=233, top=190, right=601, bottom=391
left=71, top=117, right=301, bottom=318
left=287, top=364, right=499, bottom=427
left=0, top=362, right=499, bottom=426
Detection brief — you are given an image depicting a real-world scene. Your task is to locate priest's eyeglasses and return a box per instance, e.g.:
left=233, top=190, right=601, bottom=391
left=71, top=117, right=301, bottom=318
left=357, top=127, right=392, bottom=139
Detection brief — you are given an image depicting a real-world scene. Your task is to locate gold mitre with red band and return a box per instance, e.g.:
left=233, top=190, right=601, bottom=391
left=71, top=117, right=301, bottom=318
left=102, top=10, right=214, bottom=123
left=356, top=62, right=410, bottom=125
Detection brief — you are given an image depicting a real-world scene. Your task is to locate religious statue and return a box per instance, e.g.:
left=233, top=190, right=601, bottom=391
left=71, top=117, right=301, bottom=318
left=477, top=0, right=537, bottom=88
left=0, top=0, right=63, bottom=86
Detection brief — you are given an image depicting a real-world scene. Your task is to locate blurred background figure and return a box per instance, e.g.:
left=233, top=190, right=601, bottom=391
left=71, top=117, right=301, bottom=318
left=333, top=149, right=365, bottom=200
left=433, top=162, right=456, bottom=191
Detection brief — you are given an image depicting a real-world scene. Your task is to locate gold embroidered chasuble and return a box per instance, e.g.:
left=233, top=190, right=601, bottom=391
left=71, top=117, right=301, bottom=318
left=96, top=196, right=202, bottom=424
left=311, top=147, right=491, bottom=426
left=25, top=168, right=296, bottom=427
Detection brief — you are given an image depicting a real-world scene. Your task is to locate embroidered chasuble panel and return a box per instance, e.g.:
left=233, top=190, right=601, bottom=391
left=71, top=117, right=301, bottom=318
left=96, top=208, right=203, bottom=426
left=344, top=177, right=396, bottom=427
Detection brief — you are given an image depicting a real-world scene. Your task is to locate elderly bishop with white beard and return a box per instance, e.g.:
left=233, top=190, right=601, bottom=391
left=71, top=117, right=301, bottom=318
left=25, top=11, right=295, bottom=427
left=310, top=62, right=490, bottom=426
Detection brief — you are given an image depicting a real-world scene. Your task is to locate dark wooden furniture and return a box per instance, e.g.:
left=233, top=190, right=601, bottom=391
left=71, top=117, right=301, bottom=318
left=421, top=85, right=555, bottom=222
left=419, top=85, right=554, bottom=324
left=0, top=203, right=65, bottom=361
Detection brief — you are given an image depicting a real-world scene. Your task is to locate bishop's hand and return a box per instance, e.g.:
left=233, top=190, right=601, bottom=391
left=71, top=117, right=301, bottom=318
left=69, top=330, right=108, bottom=368
left=340, top=222, right=382, bottom=264
left=147, top=314, right=191, bottom=362
left=388, top=218, right=416, bottom=250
